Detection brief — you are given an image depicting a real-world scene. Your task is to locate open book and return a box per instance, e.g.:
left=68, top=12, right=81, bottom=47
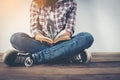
left=40, top=30, right=71, bottom=44
left=39, top=19, right=70, bottom=44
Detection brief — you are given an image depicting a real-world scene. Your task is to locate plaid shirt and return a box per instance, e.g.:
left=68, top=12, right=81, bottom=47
left=30, top=0, right=77, bottom=38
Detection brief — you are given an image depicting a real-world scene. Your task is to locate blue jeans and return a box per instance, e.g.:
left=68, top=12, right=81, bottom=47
left=10, top=32, right=94, bottom=63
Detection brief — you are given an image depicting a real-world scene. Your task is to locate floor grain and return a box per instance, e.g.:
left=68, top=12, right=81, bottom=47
left=0, top=52, right=120, bottom=80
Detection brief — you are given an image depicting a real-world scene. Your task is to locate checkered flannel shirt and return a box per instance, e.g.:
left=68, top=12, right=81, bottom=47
left=30, top=0, right=77, bottom=38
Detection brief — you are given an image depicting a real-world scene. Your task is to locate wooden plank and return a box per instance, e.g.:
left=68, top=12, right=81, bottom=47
left=0, top=53, right=120, bottom=80
left=92, top=52, right=120, bottom=57
left=0, top=62, right=120, bottom=80
left=92, top=52, right=120, bottom=62
left=1, top=66, right=120, bottom=75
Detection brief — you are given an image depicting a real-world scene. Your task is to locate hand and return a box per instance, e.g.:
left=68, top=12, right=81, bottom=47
left=54, top=31, right=71, bottom=43
left=57, top=31, right=71, bottom=40
left=62, top=31, right=71, bottom=37
left=35, top=34, right=53, bottom=45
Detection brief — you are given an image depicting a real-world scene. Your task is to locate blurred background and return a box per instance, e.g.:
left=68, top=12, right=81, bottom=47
left=0, top=0, right=120, bottom=53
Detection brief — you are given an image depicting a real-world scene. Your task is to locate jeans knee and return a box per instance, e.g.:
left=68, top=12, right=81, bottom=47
left=78, top=32, right=94, bottom=45
left=84, top=32, right=94, bottom=47
left=10, top=32, right=26, bottom=44
left=85, top=32, right=94, bottom=42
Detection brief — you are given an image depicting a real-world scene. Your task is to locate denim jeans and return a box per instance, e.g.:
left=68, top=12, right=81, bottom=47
left=10, top=32, right=94, bottom=63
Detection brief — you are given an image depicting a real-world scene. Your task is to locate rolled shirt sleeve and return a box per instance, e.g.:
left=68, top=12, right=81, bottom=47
left=65, top=1, right=77, bottom=35
left=30, top=1, right=42, bottom=37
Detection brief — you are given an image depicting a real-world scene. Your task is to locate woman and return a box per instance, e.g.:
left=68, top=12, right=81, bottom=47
left=3, top=0, right=94, bottom=67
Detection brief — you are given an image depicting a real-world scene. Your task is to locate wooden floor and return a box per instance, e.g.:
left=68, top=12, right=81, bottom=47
left=0, top=52, right=120, bottom=80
